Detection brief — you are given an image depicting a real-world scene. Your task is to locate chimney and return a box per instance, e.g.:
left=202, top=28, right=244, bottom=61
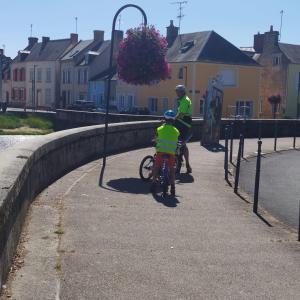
left=253, top=32, right=264, bottom=53
left=262, top=25, right=279, bottom=52
left=28, top=37, right=38, bottom=49
left=70, top=33, right=78, bottom=45
left=94, top=30, right=104, bottom=42
left=166, top=20, right=179, bottom=48
left=41, top=36, right=50, bottom=49
left=0, top=49, right=3, bottom=56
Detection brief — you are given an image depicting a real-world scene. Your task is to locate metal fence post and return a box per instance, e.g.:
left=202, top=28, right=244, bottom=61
left=258, top=119, right=262, bottom=140
left=298, top=200, right=300, bottom=242
left=230, top=122, right=234, bottom=163
left=253, top=139, right=262, bottom=213
left=293, top=120, right=297, bottom=149
left=234, top=134, right=243, bottom=193
left=274, top=120, right=278, bottom=151
left=241, top=134, right=245, bottom=158
left=224, top=126, right=229, bottom=181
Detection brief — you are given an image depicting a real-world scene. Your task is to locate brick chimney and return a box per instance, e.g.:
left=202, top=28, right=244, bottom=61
left=166, top=20, right=179, bottom=48
left=0, top=49, right=3, bottom=56
left=262, top=25, right=279, bottom=53
left=41, top=36, right=50, bottom=50
left=253, top=32, right=264, bottom=53
left=94, top=30, right=104, bottom=42
left=70, top=33, right=78, bottom=45
left=28, top=37, right=38, bottom=49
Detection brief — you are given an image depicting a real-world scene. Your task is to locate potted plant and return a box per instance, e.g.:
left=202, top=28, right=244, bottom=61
left=268, top=94, right=281, bottom=119
left=117, top=26, right=170, bottom=85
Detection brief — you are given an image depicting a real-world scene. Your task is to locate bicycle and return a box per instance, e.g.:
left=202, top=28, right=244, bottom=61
left=139, top=153, right=173, bottom=197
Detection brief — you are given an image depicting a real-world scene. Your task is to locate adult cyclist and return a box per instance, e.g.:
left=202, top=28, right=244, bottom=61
left=174, top=85, right=192, bottom=173
left=151, top=110, right=179, bottom=196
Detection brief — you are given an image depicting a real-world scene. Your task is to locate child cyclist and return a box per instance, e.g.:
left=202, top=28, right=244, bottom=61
left=151, top=110, right=179, bottom=196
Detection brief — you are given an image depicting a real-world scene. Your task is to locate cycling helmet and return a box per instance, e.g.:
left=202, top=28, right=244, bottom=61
left=164, top=110, right=176, bottom=120
left=175, top=84, right=186, bottom=92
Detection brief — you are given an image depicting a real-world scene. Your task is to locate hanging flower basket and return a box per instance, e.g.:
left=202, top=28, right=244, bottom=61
left=268, top=95, right=281, bottom=105
left=117, top=26, right=170, bottom=85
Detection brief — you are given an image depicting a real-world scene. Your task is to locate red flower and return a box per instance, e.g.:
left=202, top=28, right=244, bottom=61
left=117, top=25, right=170, bottom=85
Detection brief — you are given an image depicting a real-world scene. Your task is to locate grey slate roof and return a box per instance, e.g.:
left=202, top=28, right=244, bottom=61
left=167, top=31, right=259, bottom=66
left=279, top=43, right=300, bottom=64
left=23, top=39, right=71, bottom=61
left=61, top=40, right=94, bottom=60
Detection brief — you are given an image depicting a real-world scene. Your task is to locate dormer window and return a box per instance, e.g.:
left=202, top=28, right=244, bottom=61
left=272, top=55, right=281, bottom=66
left=180, top=40, right=194, bottom=53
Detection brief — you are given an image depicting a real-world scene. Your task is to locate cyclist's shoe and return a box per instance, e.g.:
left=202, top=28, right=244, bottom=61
left=150, top=182, right=157, bottom=194
left=170, top=185, right=176, bottom=196
left=186, top=165, right=192, bottom=174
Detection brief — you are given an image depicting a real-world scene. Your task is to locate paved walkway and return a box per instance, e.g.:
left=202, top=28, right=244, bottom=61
left=2, top=138, right=300, bottom=300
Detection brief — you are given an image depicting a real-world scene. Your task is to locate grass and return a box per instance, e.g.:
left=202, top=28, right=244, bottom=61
left=0, top=114, right=53, bottom=135
left=54, top=228, right=65, bottom=235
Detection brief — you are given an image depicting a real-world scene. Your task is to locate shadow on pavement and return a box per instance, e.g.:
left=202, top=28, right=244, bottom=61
left=105, top=177, right=150, bottom=194
left=152, top=193, right=180, bottom=208
left=176, top=173, right=194, bottom=183
left=203, top=144, right=225, bottom=152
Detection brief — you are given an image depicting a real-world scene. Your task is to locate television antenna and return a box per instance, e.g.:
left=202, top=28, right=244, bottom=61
left=171, top=1, right=187, bottom=33
left=279, top=10, right=284, bottom=41
left=75, top=17, right=78, bottom=34
left=30, top=24, right=33, bottom=37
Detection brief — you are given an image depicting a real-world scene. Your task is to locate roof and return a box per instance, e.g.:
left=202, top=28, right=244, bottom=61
left=279, top=43, right=300, bottom=64
left=90, top=66, right=117, bottom=81
left=78, top=40, right=110, bottom=66
left=167, top=31, right=259, bottom=66
left=21, top=39, right=71, bottom=62
left=61, top=39, right=94, bottom=60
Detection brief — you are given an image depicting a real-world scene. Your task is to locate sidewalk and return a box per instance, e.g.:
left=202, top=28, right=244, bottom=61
left=2, top=138, right=300, bottom=300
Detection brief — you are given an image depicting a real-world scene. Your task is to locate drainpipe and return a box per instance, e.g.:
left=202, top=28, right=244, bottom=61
left=192, top=63, right=197, bottom=114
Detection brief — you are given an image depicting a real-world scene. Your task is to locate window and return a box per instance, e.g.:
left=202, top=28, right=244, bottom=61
left=296, top=72, right=300, bottom=91
left=29, top=88, right=33, bottom=103
left=178, top=67, right=184, bottom=79
left=161, top=98, right=168, bottom=111
left=13, top=69, right=18, bottom=81
left=272, top=55, right=281, bottom=66
left=37, top=68, right=42, bottom=82
left=67, top=90, right=71, bottom=105
left=148, top=97, right=158, bottom=113
left=62, top=70, right=66, bottom=84
left=77, top=69, right=81, bottom=84
left=46, top=68, right=51, bottom=82
left=218, top=69, right=237, bottom=87
left=127, top=95, right=134, bottom=109
left=119, top=95, right=125, bottom=108
left=200, top=98, right=205, bottom=116
left=20, top=68, right=26, bottom=81
left=29, top=68, right=34, bottom=81
left=83, top=69, right=88, bottom=84
left=45, top=89, right=51, bottom=104
left=67, top=69, right=71, bottom=84
left=235, top=100, right=253, bottom=118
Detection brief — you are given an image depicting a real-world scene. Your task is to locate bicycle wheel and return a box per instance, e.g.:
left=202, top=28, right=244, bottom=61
left=139, top=155, right=154, bottom=181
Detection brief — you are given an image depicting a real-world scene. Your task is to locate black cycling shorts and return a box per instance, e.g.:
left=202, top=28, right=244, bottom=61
left=174, top=117, right=192, bottom=141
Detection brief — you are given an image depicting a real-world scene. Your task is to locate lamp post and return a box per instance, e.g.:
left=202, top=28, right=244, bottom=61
left=99, top=4, right=147, bottom=186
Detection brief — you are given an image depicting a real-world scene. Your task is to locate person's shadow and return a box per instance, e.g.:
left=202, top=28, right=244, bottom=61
left=105, top=177, right=150, bottom=194
left=152, top=192, right=180, bottom=208
left=176, top=173, right=194, bottom=183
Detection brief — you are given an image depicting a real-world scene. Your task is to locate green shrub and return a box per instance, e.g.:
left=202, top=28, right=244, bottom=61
left=0, top=115, right=22, bottom=129
left=24, top=116, right=53, bottom=129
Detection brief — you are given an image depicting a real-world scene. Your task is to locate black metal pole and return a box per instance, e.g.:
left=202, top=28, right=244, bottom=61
left=241, top=134, right=245, bottom=158
left=99, top=4, right=147, bottom=186
left=298, top=199, right=300, bottom=242
left=274, top=120, right=278, bottom=151
left=230, top=122, right=234, bottom=163
left=224, top=126, right=229, bottom=181
left=253, top=139, right=262, bottom=213
left=258, top=119, right=262, bottom=140
left=234, top=134, right=243, bottom=194
left=293, top=120, right=297, bottom=149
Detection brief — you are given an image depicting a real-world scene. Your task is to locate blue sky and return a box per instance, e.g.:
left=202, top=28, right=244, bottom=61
left=1, top=0, right=300, bottom=58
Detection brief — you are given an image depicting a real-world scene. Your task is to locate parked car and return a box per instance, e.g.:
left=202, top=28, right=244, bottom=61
left=96, top=105, right=119, bottom=114
left=67, top=100, right=96, bottom=111
left=120, top=107, right=150, bottom=115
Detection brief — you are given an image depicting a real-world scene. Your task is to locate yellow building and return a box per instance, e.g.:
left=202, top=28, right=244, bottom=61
left=137, top=24, right=261, bottom=118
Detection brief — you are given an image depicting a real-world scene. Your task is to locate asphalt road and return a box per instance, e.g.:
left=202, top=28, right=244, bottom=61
left=240, top=150, right=300, bottom=229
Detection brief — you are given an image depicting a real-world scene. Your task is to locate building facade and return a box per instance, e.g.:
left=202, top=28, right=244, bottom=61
left=137, top=22, right=261, bottom=118
left=10, top=34, right=78, bottom=109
